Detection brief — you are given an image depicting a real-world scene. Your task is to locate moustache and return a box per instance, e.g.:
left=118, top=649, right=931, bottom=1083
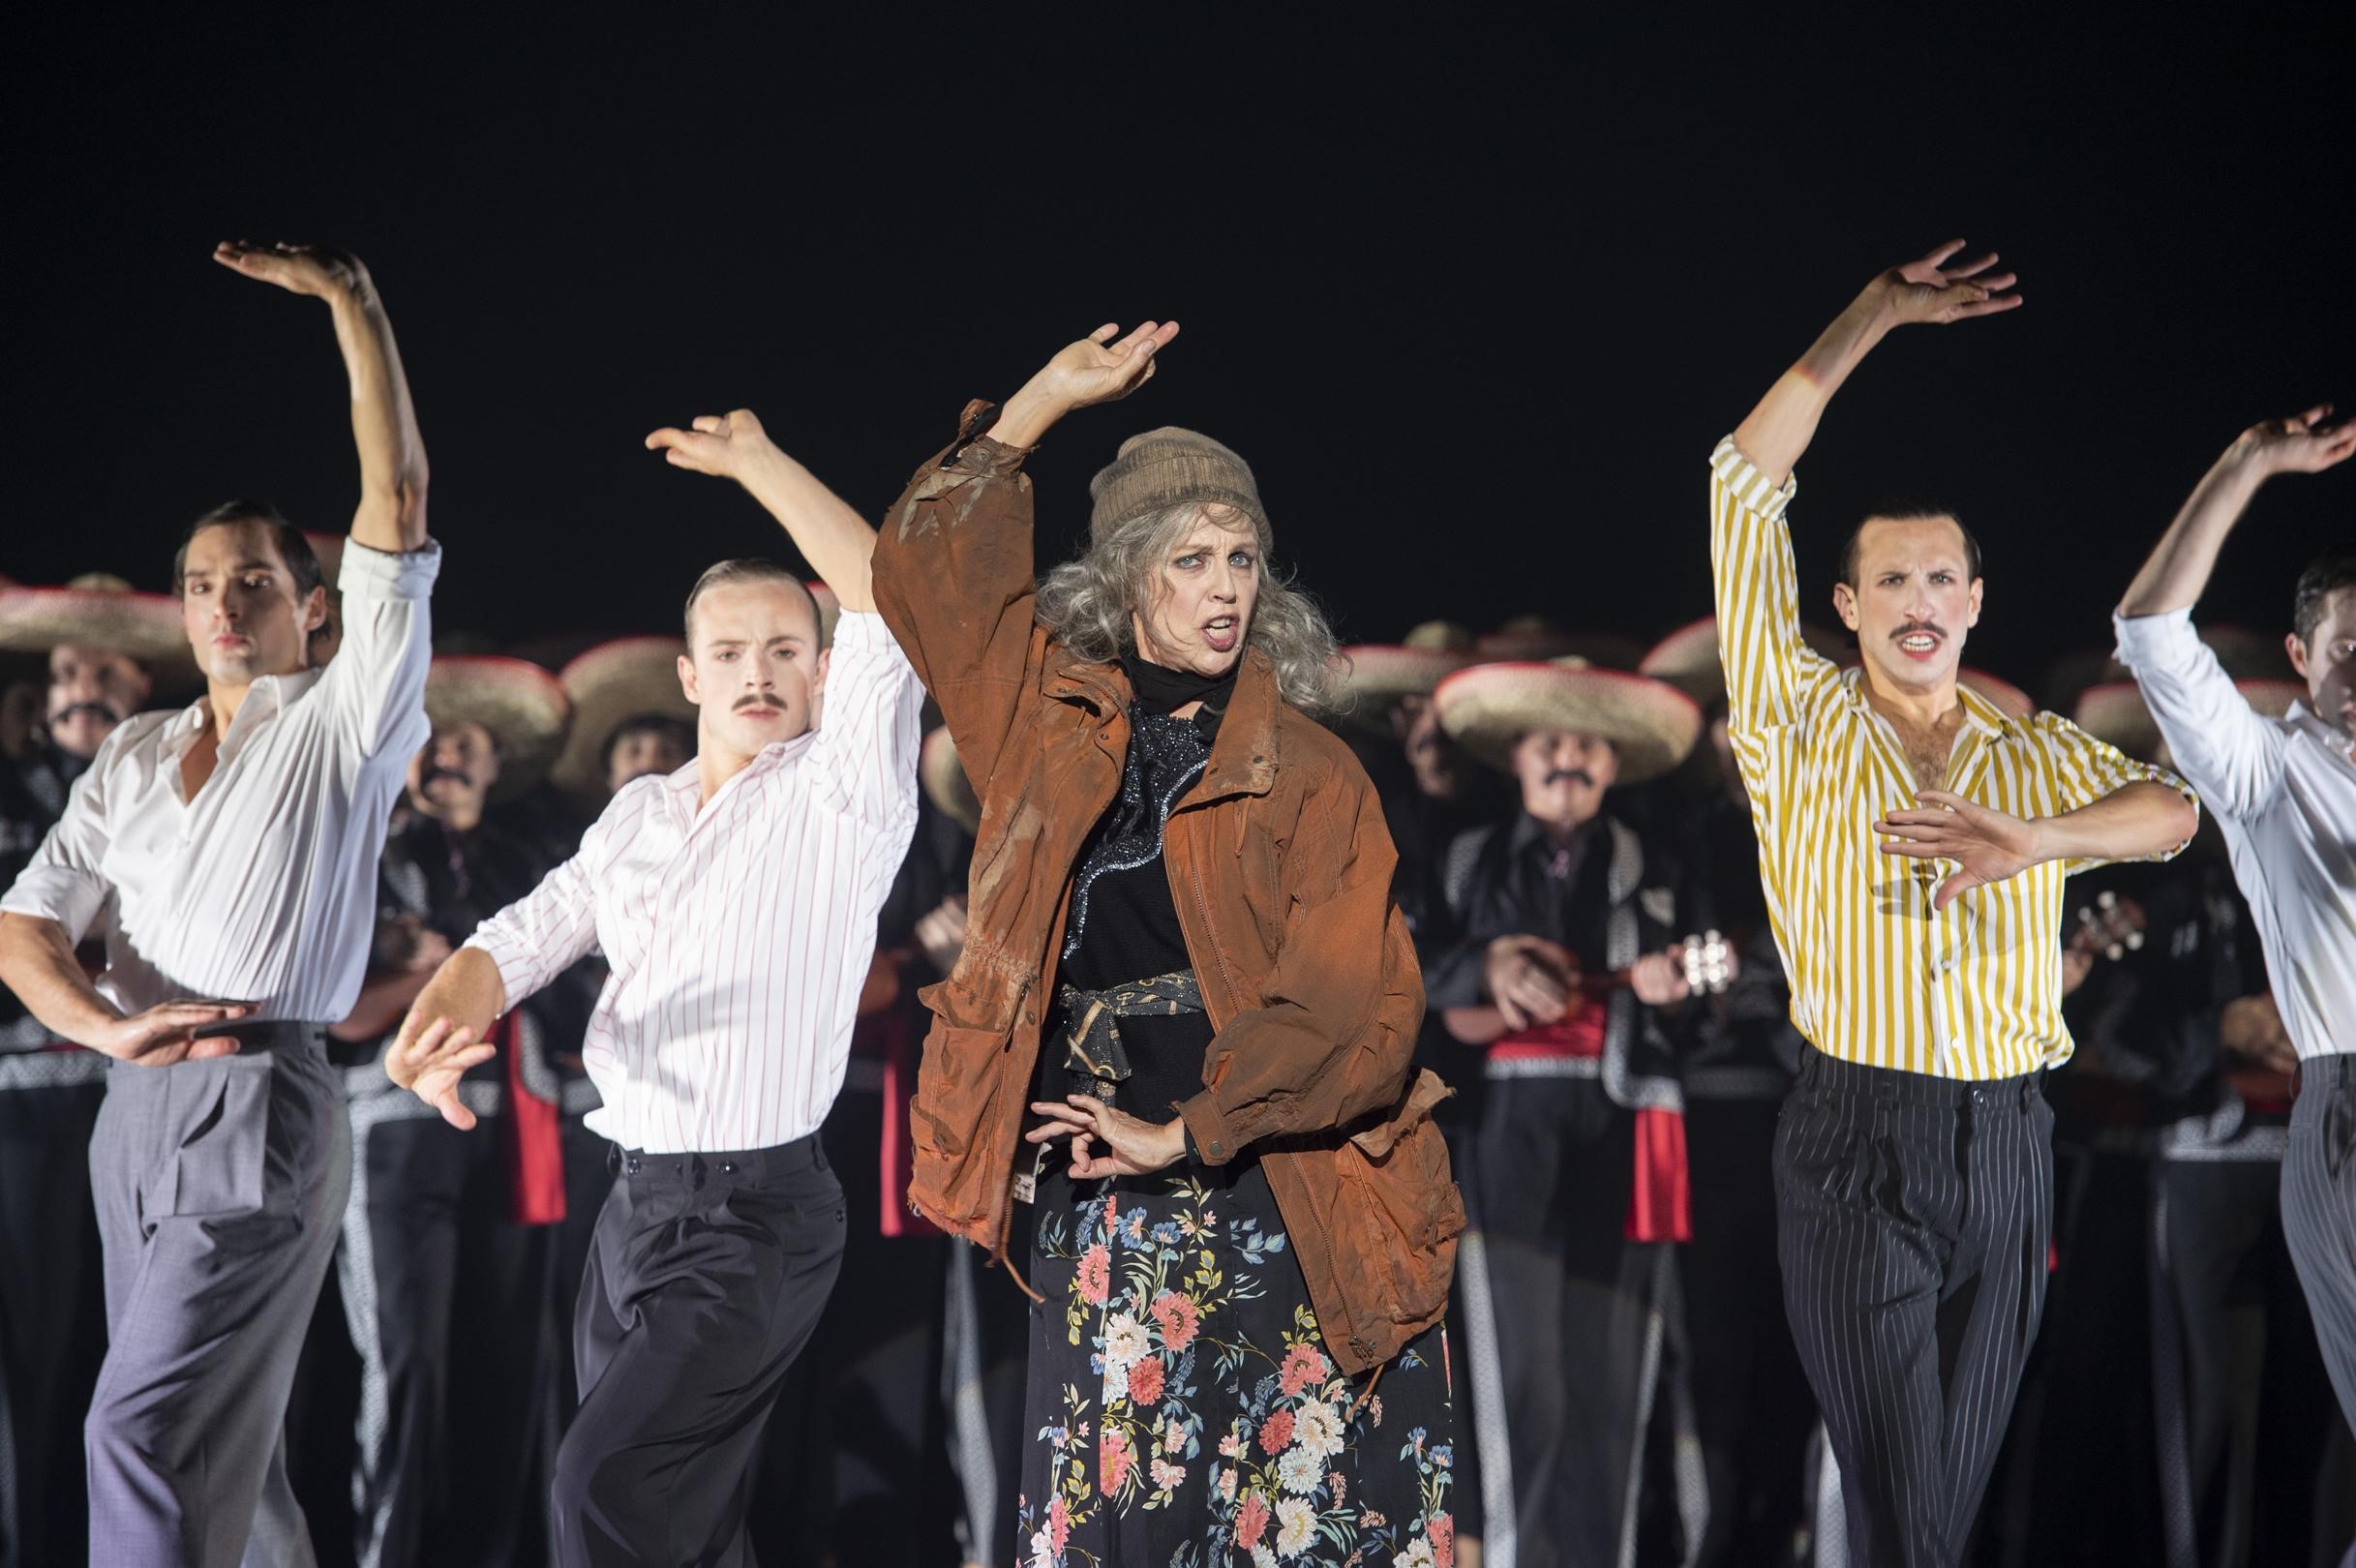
left=419, top=766, right=471, bottom=790
left=1544, top=769, right=1597, bottom=789
left=1890, top=621, right=1948, bottom=642
left=51, top=701, right=122, bottom=728
left=733, top=695, right=783, bottom=713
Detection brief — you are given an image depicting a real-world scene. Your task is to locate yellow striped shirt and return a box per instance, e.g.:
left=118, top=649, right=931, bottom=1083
left=1707, top=437, right=2192, bottom=1079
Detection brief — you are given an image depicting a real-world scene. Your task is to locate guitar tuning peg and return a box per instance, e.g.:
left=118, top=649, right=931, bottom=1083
left=2096, top=890, right=2117, bottom=912
left=2124, top=931, right=2144, bottom=951
left=2104, top=942, right=2124, bottom=961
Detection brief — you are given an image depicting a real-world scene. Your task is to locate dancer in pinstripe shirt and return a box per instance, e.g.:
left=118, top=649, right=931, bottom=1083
left=1711, top=241, right=2199, bottom=1568
left=386, top=407, right=921, bottom=1566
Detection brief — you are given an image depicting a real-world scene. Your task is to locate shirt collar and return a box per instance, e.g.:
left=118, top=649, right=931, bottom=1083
left=159, top=670, right=325, bottom=762
left=2285, top=699, right=2356, bottom=760
left=1837, top=666, right=2019, bottom=742
left=663, top=730, right=821, bottom=818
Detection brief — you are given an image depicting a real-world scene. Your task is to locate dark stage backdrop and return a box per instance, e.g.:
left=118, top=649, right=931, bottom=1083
left=8, top=15, right=2353, bottom=701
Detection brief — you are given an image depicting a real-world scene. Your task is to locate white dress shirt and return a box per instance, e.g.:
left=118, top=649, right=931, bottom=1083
left=467, top=610, right=921, bottom=1154
left=2, top=540, right=438, bottom=1023
left=2116, top=608, right=2356, bottom=1059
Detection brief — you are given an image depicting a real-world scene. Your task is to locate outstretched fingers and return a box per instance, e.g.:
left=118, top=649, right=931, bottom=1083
left=421, top=1075, right=479, bottom=1131
left=1948, top=289, right=2024, bottom=320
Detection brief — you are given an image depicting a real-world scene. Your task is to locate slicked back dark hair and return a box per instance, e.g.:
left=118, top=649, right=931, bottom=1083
left=2292, top=552, right=2356, bottom=648
left=681, top=558, right=823, bottom=648
left=171, top=499, right=325, bottom=603
left=1836, top=502, right=1985, bottom=589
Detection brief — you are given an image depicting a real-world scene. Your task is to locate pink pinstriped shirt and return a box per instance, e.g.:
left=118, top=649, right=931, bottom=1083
left=468, top=610, right=920, bottom=1153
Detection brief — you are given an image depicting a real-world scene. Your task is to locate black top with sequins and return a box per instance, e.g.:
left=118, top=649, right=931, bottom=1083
left=1041, top=660, right=1235, bottom=1126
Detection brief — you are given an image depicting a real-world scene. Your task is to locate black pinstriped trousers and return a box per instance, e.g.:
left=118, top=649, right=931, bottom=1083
left=1773, top=1047, right=2052, bottom=1568
left=2285, top=1054, right=2356, bottom=1441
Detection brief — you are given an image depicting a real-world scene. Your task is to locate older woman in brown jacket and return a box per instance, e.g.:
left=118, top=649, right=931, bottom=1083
left=872, top=323, right=1464, bottom=1568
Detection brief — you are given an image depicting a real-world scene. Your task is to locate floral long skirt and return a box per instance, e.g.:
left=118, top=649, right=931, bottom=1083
left=1018, top=1161, right=1456, bottom=1568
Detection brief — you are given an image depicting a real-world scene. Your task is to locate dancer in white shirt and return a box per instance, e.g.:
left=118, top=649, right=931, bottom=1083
left=387, top=408, right=920, bottom=1567
left=2115, top=404, right=2356, bottom=1444
left=0, top=240, right=436, bottom=1568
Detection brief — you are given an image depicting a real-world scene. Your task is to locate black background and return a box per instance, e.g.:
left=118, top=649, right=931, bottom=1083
left=9, top=15, right=2352, bottom=694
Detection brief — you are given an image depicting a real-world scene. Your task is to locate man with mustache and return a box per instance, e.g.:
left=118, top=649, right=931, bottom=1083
left=384, top=407, right=920, bottom=1567
left=0, top=240, right=438, bottom=1567
left=327, top=658, right=586, bottom=1568
left=2114, top=407, right=2356, bottom=1479
left=1420, top=654, right=1707, bottom=1568
left=1711, top=240, right=2198, bottom=1567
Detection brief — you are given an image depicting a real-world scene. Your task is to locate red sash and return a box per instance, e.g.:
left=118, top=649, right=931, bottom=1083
left=496, top=1012, right=566, bottom=1226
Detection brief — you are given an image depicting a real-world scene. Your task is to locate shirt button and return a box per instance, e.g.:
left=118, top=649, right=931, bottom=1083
left=1209, top=1140, right=1223, bottom=1157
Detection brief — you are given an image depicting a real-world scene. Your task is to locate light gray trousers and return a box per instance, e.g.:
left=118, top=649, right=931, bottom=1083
left=84, top=1040, right=347, bottom=1568
left=2284, top=1053, right=2356, bottom=1568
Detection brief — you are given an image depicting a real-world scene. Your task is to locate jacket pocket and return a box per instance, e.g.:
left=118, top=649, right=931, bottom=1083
left=1338, top=1088, right=1465, bottom=1328
left=166, top=1061, right=270, bottom=1218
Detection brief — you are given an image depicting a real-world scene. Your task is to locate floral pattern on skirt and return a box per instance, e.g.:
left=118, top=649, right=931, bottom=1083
left=1018, top=1165, right=1454, bottom=1567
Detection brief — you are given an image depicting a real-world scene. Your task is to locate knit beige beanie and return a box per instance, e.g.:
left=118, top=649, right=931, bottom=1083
left=1086, top=427, right=1268, bottom=542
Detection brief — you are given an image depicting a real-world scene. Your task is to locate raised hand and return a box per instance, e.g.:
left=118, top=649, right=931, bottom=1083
left=1868, top=240, right=2022, bottom=329
left=986, top=320, right=1181, bottom=449
left=212, top=240, right=372, bottom=303
left=99, top=999, right=253, bottom=1067
left=2227, top=405, right=2356, bottom=478
left=645, top=408, right=778, bottom=484
left=385, top=1012, right=498, bottom=1131
left=1025, top=1096, right=1188, bottom=1180
left=1874, top=788, right=2041, bottom=912
left=1034, top=321, right=1179, bottom=410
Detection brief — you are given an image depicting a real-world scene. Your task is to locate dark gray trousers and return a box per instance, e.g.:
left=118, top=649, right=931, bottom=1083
left=1773, top=1047, right=2051, bottom=1568
left=1463, top=1074, right=1668, bottom=1568
left=553, top=1136, right=845, bottom=1568
left=85, top=1040, right=347, bottom=1568
left=2286, top=1055, right=2356, bottom=1459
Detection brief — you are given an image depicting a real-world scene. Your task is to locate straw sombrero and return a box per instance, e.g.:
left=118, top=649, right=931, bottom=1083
left=423, top=656, right=571, bottom=801
left=1335, top=620, right=1481, bottom=728
left=2076, top=677, right=2307, bottom=767
left=548, top=637, right=695, bottom=804
left=1958, top=668, right=2036, bottom=720
left=807, top=580, right=841, bottom=647
left=1433, top=656, right=1703, bottom=784
left=2044, top=622, right=2289, bottom=713
left=920, top=725, right=981, bottom=834
left=1640, top=615, right=1853, bottom=707
left=0, top=573, right=197, bottom=683
left=301, top=531, right=347, bottom=590
left=1475, top=618, right=1645, bottom=671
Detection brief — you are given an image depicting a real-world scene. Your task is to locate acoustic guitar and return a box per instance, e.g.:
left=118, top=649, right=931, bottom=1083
left=1442, top=931, right=1737, bottom=1046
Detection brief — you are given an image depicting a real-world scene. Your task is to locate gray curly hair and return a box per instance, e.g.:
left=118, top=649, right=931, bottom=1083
left=1034, top=502, right=1344, bottom=716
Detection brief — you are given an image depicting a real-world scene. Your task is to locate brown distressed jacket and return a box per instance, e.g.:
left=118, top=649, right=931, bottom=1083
left=871, top=407, right=1465, bottom=1374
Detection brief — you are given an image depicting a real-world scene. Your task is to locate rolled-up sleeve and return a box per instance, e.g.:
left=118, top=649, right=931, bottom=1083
left=464, top=829, right=603, bottom=1009
left=0, top=744, right=117, bottom=942
left=2024, top=709, right=2198, bottom=869
left=2114, top=608, right=2284, bottom=823
left=808, top=611, right=922, bottom=831
left=319, top=537, right=439, bottom=762
left=1709, top=437, right=1838, bottom=739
